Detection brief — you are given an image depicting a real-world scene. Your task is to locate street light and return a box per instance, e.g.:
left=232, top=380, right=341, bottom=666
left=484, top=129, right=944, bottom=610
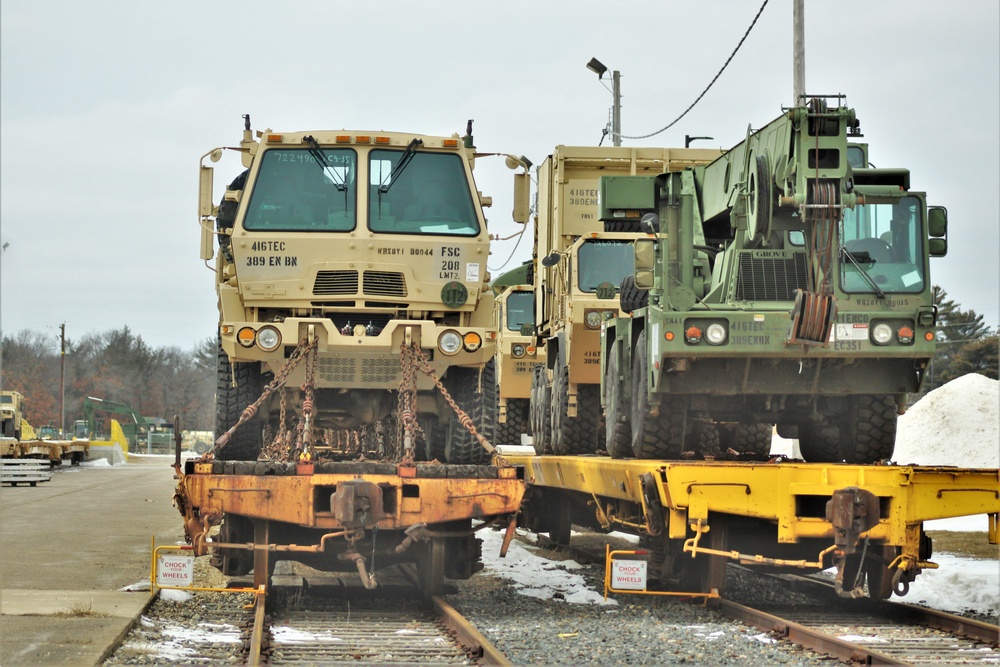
left=586, top=57, right=621, bottom=147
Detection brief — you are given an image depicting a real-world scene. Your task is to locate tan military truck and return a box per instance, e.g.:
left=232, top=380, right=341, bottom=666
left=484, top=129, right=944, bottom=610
left=528, top=146, right=722, bottom=455
left=1, top=391, right=25, bottom=441
left=199, top=117, right=529, bottom=464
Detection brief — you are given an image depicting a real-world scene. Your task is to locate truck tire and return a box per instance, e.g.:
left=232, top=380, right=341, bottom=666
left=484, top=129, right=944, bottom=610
left=619, top=275, right=649, bottom=314
left=630, top=331, right=685, bottom=459
left=2, top=420, right=13, bottom=438
left=604, top=219, right=642, bottom=233
left=496, top=398, right=528, bottom=448
left=550, top=354, right=599, bottom=455
left=735, top=422, right=773, bottom=457
left=215, top=339, right=264, bottom=461
left=443, top=360, right=495, bottom=465
left=840, top=395, right=897, bottom=464
left=529, top=365, right=551, bottom=454
left=604, top=340, right=632, bottom=458
left=797, top=422, right=840, bottom=463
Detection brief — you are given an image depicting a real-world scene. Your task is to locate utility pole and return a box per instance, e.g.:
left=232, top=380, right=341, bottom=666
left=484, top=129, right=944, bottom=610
left=60, top=323, right=66, bottom=438
left=793, top=0, right=805, bottom=104
left=611, top=70, right=622, bottom=147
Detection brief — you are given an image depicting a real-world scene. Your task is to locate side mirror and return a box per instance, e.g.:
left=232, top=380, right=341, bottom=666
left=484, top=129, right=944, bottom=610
left=512, top=172, right=529, bottom=224
left=541, top=252, right=561, bottom=268
left=634, top=238, right=656, bottom=289
left=199, top=164, right=215, bottom=261
left=639, top=212, right=660, bottom=234
left=927, top=206, right=948, bottom=257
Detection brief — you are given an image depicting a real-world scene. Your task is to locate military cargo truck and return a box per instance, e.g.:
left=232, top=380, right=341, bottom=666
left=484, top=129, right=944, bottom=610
left=0, top=391, right=25, bottom=440
left=526, top=146, right=722, bottom=455
left=600, top=97, right=947, bottom=463
left=199, top=117, right=529, bottom=464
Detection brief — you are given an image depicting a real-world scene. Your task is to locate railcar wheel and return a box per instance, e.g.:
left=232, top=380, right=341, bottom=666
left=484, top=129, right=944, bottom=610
left=797, top=421, right=840, bottom=463
left=693, top=515, right=728, bottom=595
left=604, top=340, right=632, bottom=458
left=418, top=537, right=446, bottom=597
left=442, top=360, right=495, bottom=465
left=630, top=332, right=685, bottom=459
left=840, top=395, right=897, bottom=464
left=215, top=338, right=264, bottom=461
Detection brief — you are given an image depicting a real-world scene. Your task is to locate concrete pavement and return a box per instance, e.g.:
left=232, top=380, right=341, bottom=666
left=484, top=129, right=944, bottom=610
left=1, top=456, right=187, bottom=665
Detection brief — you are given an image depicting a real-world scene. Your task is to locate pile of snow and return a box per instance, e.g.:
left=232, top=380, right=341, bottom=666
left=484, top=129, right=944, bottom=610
left=894, top=373, right=999, bottom=468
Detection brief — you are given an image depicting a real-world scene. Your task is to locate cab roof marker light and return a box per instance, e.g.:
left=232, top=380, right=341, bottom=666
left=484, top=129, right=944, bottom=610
left=335, top=135, right=351, bottom=143
left=266, top=134, right=283, bottom=143
left=443, top=138, right=459, bottom=148
left=355, top=135, right=371, bottom=144
left=374, top=136, right=391, bottom=144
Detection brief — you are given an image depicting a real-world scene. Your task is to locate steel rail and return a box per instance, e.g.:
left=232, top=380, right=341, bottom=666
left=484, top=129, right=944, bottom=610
left=432, top=595, right=511, bottom=666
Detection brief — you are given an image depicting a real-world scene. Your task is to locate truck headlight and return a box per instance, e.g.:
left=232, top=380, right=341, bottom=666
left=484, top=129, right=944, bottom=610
left=438, top=330, right=462, bottom=356
left=257, top=326, right=281, bottom=352
left=585, top=310, right=603, bottom=328
left=705, top=323, right=728, bottom=345
left=871, top=323, right=893, bottom=345
left=511, top=344, right=526, bottom=358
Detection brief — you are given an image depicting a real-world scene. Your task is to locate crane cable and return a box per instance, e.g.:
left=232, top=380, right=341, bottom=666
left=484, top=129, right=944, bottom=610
left=614, top=0, right=770, bottom=142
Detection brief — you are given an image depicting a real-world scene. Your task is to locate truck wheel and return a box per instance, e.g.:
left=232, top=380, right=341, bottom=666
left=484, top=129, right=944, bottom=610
left=630, top=331, right=685, bottom=459
left=689, top=422, right=720, bottom=458
left=619, top=275, right=649, bottom=315
left=550, top=354, right=598, bottom=455
left=2, top=420, right=14, bottom=438
left=215, top=339, right=264, bottom=461
left=797, top=422, right=840, bottom=462
left=496, top=398, right=527, bottom=448
left=840, top=395, right=897, bottom=464
left=735, top=422, right=773, bottom=457
left=604, top=340, right=631, bottom=458
left=442, top=361, right=495, bottom=465
left=529, top=365, right=551, bottom=454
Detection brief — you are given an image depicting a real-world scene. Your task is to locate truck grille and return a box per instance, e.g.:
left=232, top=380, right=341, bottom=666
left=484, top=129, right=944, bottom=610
left=734, top=252, right=808, bottom=301
left=314, top=271, right=359, bottom=295
left=317, top=357, right=400, bottom=384
left=363, top=271, right=407, bottom=297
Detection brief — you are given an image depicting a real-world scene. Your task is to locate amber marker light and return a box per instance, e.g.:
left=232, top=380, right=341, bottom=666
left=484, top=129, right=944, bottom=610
left=897, top=326, right=914, bottom=344
left=443, top=138, right=459, bottom=148
left=237, top=327, right=256, bottom=347
left=220, top=325, right=234, bottom=335
left=335, top=135, right=351, bottom=143
left=374, top=136, right=391, bottom=144
left=463, top=332, right=483, bottom=352
left=355, top=135, right=371, bottom=144
left=664, top=331, right=675, bottom=341
left=266, top=134, right=283, bottom=143
left=924, top=331, right=935, bottom=341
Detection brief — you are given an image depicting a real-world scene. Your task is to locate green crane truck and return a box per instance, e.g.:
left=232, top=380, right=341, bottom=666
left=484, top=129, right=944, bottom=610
left=600, top=97, right=947, bottom=463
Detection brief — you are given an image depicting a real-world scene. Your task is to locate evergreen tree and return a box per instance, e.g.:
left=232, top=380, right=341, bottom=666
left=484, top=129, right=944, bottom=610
left=925, top=286, right=997, bottom=392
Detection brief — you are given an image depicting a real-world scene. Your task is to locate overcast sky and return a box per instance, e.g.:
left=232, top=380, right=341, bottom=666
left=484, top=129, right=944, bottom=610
left=1, top=0, right=997, bottom=352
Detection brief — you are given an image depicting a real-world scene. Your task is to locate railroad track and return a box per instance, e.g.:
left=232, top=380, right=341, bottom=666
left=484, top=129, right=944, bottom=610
left=245, top=584, right=508, bottom=665
left=718, top=569, right=999, bottom=666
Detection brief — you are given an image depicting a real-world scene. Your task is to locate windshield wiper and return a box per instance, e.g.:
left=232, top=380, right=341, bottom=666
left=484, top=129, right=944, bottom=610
left=378, top=138, right=423, bottom=194
left=303, top=135, right=347, bottom=192
left=839, top=246, right=885, bottom=298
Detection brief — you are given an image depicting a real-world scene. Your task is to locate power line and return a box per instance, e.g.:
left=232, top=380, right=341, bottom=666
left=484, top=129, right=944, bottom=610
left=616, top=0, right=769, bottom=142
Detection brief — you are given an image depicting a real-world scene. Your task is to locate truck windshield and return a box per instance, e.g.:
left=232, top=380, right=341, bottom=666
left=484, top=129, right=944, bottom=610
left=840, top=196, right=925, bottom=294
left=244, top=148, right=358, bottom=231
left=368, top=151, right=479, bottom=236
left=505, top=291, right=535, bottom=331
left=577, top=240, right=634, bottom=293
